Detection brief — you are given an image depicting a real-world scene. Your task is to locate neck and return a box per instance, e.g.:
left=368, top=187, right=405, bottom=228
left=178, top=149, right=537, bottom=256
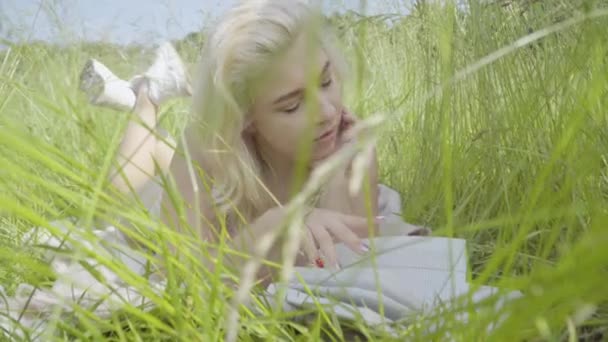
left=253, top=137, right=310, bottom=203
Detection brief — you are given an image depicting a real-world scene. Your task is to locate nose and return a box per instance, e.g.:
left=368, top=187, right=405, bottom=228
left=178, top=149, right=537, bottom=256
left=315, top=95, right=338, bottom=125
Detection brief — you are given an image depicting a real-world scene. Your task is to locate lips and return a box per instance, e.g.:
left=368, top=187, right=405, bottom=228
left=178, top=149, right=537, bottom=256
left=315, top=124, right=338, bottom=141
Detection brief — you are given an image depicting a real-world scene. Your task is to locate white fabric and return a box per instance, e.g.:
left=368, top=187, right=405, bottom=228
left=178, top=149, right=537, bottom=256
left=267, top=237, right=466, bottom=321
left=1, top=221, right=165, bottom=340
left=0, top=182, right=520, bottom=340
left=265, top=236, right=520, bottom=330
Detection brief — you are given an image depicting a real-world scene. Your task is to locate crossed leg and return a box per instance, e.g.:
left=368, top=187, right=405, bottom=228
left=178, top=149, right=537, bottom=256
left=109, top=81, right=175, bottom=195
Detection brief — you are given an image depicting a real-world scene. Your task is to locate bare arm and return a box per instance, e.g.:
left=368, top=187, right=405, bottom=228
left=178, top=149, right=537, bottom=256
left=341, top=109, right=379, bottom=218
left=320, top=108, right=380, bottom=236
left=158, top=134, right=288, bottom=285
left=349, top=147, right=380, bottom=219
left=320, top=146, right=379, bottom=239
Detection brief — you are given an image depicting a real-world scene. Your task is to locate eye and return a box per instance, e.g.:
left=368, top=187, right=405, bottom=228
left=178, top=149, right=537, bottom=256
left=321, top=76, right=332, bottom=88
left=283, top=102, right=300, bottom=113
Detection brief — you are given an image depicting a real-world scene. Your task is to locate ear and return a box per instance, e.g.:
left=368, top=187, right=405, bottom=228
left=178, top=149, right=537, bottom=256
left=241, top=119, right=257, bottom=155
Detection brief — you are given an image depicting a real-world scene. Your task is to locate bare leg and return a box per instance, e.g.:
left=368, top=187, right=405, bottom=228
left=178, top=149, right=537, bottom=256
left=79, top=43, right=187, bottom=195
left=153, top=132, right=176, bottom=176
left=109, top=81, right=174, bottom=194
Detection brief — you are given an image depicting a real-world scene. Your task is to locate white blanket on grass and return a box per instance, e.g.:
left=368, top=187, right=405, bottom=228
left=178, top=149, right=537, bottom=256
left=0, top=184, right=520, bottom=340
left=265, top=236, right=520, bottom=329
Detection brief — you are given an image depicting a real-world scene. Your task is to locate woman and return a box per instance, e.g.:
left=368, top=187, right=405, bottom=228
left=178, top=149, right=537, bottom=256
left=110, top=0, right=420, bottom=285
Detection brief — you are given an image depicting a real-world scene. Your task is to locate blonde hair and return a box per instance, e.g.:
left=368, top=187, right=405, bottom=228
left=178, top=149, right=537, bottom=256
left=189, top=0, right=347, bottom=222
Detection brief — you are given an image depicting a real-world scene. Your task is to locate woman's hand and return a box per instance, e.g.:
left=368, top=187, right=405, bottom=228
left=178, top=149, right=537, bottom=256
left=230, top=206, right=378, bottom=284
left=319, top=108, right=380, bottom=222
left=299, top=208, right=381, bottom=270
left=337, top=108, right=358, bottom=146
left=333, top=108, right=378, bottom=177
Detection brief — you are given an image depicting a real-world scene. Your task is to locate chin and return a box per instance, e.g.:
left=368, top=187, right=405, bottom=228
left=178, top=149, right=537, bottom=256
left=312, top=146, right=338, bottom=162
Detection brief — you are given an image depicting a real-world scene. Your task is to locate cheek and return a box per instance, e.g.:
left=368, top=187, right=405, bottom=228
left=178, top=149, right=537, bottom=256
left=328, top=76, right=343, bottom=103
left=318, top=84, right=343, bottom=119
left=257, top=116, right=309, bottom=149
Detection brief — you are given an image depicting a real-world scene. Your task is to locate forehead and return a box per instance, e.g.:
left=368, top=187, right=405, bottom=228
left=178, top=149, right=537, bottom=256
left=254, top=34, right=330, bottom=103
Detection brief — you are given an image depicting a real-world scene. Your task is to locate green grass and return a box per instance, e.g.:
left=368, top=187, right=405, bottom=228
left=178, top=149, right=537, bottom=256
left=1, top=0, right=608, bottom=340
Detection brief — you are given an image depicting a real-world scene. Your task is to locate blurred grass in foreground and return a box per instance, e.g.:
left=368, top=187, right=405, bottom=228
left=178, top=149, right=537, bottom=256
left=1, top=0, right=607, bottom=340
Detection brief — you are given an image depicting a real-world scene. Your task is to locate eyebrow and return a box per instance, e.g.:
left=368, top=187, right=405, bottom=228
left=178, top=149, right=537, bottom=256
left=272, top=61, right=331, bottom=105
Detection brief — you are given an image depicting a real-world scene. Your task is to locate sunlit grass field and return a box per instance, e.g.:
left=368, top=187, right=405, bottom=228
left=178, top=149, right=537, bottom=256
left=1, top=0, right=607, bottom=340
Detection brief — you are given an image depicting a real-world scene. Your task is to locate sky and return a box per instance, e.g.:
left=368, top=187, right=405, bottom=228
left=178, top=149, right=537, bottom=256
left=0, top=0, right=412, bottom=46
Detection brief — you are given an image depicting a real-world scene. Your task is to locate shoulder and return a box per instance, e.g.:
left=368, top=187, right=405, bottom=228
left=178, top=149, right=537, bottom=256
left=159, top=130, right=225, bottom=240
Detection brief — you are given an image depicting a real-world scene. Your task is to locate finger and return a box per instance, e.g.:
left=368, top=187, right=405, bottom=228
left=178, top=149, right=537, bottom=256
left=324, top=217, right=366, bottom=254
left=339, top=213, right=382, bottom=238
left=339, top=116, right=356, bottom=140
left=338, top=109, right=357, bottom=144
left=302, top=227, right=320, bottom=266
left=341, top=109, right=357, bottom=125
left=338, top=129, right=355, bottom=146
left=311, top=226, right=339, bottom=270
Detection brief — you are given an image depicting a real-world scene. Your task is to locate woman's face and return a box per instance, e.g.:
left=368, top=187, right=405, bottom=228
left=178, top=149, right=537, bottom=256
left=246, top=33, right=344, bottom=165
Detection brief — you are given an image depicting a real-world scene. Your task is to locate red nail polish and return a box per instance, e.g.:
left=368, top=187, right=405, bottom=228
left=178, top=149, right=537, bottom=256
left=315, top=258, right=325, bottom=268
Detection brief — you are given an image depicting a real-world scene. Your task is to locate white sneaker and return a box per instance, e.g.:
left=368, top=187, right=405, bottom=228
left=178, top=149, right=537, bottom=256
left=79, top=42, right=192, bottom=111
left=79, top=58, right=136, bottom=111
left=135, top=41, right=192, bottom=106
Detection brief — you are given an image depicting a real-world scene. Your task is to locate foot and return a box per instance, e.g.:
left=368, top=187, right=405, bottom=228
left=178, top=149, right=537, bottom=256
left=79, top=42, right=191, bottom=111
left=79, top=59, right=136, bottom=111
left=134, top=41, right=192, bottom=106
